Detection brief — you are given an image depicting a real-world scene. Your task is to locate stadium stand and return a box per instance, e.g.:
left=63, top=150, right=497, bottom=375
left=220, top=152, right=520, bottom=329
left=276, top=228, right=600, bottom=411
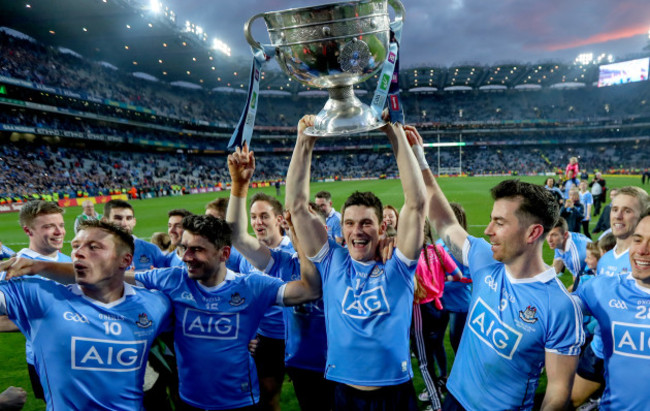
left=1, top=29, right=649, bottom=202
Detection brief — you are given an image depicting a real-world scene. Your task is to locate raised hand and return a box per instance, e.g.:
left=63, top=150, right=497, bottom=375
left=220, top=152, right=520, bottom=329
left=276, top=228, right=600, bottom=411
left=227, top=142, right=256, bottom=185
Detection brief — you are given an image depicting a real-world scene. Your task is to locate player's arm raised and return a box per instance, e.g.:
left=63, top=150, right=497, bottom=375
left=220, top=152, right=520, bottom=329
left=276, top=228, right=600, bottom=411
left=281, top=211, right=322, bottom=305
left=226, top=144, right=272, bottom=270
left=383, top=120, right=427, bottom=260
left=285, top=115, right=328, bottom=258
left=0, top=257, right=74, bottom=283
left=0, top=257, right=138, bottom=285
left=404, top=125, right=468, bottom=261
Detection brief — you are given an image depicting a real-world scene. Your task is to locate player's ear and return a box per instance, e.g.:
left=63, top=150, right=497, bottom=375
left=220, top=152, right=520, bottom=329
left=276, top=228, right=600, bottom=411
left=119, top=252, right=133, bottom=270
left=22, top=225, right=32, bottom=237
left=527, top=224, right=545, bottom=244
left=220, top=245, right=231, bottom=262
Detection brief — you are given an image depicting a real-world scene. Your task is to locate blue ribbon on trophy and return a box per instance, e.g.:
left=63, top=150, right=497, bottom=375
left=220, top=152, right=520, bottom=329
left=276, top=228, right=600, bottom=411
left=228, top=45, right=275, bottom=149
left=370, top=18, right=404, bottom=124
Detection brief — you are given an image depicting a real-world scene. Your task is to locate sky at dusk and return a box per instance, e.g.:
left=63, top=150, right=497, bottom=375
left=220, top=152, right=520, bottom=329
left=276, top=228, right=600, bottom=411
left=167, top=0, right=650, bottom=67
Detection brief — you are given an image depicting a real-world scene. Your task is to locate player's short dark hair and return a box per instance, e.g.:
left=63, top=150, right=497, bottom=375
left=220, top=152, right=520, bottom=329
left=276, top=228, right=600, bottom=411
left=315, top=191, right=332, bottom=201
left=553, top=217, right=568, bottom=233
left=250, top=193, right=283, bottom=217
left=77, top=219, right=135, bottom=255
left=182, top=215, right=231, bottom=249
left=449, top=202, right=467, bottom=231
left=342, top=191, right=383, bottom=224
left=19, top=200, right=64, bottom=227
left=598, top=232, right=616, bottom=253
left=104, top=199, right=133, bottom=218
left=168, top=209, right=193, bottom=219
left=205, top=198, right=229, bottom=215
left=491, top=179, right=559, bottom=235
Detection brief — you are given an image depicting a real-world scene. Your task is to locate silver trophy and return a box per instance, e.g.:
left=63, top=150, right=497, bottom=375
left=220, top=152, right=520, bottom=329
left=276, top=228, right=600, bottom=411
left=245, top=0, right=405, bottom=136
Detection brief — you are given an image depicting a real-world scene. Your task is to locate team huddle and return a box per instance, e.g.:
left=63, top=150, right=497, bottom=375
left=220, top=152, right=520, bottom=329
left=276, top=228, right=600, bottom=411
left=1, top=116, right=649, bottom=411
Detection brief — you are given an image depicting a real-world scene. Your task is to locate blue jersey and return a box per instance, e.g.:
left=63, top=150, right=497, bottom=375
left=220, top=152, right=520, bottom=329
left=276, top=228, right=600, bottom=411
left=326, top=209, right=342, bottom=241
left=130, top=237, right=169, bottom=271
left=591, top=245, right=633, bottom=358
left=597, top=246, right=632, bottom=277
left=227, top=246, right=244, bottom=271
left=554, top=232, right=592, bottom=277
left=0, top=278, right=171, bottom=411
left=266, top=249, right=327, bottom=372
left=576, top=274, right=650, bottom=410
left=437, top=239, right=472, bottom=313
left=14, top=249, right=72, bottom=365
left=238, top=236, right=294, bottom=339
left=310, top=239, right=417, bottom=386
left=447, top=236, right=583, bottom=410
left=165, top=250, right=184, bottom=267
left=579, top=191, right=593, bottom=221
left=135, top=267, right=285, bottom=409
left=0, top=244, right=14, bottom=259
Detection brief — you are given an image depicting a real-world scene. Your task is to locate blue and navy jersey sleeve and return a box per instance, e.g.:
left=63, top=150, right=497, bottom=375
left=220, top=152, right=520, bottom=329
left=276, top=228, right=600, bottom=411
left=463, top=236, right=495, bottom=283
left=0, top=277, right=53, bottom=333
left=330, top=216, right=342, bottom=239
left=0, top=245, right=15, bottom=260
left=545, top=285, right=584, bottom=355
left=226, top=246, right=244, bottom=271
left=134, top=267, right=184, bottom=293
left=575, top=275, right=603, bottom=316
left=266, top=249, right=300, bottom=282
left=248, top=273, right=285, bottom=307
left=308, top=239, right=341, bottom=283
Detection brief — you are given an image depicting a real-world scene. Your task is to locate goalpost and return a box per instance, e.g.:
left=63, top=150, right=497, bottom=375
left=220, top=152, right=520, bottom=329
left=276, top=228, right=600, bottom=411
left=423, top=132, right=465, bottom=176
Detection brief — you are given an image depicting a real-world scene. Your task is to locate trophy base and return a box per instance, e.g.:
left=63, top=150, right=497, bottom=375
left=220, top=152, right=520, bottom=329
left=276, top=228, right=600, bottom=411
left=304, top=86, right=386, bottom=137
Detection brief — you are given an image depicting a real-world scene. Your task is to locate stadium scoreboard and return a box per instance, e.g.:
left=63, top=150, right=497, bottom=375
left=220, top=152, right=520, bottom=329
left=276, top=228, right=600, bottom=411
left=598, top=57, right=649, bottom=87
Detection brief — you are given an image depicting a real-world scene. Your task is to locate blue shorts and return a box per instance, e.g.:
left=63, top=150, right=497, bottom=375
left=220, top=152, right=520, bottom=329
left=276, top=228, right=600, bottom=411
left=576, top=343, right=604, bottom=383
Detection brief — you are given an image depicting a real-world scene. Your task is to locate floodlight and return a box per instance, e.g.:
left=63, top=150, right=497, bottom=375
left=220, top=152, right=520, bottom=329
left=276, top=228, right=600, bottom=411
left=150, top=0, right=161, bottom=13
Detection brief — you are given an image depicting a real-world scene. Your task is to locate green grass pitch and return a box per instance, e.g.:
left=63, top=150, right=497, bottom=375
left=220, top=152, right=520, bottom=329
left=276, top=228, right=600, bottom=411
left=0, top=175, right=645, bottom=410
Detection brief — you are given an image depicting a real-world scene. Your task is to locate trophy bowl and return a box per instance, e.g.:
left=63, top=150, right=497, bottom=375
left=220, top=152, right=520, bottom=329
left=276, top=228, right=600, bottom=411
left=245, top=0, right=404, bottom=136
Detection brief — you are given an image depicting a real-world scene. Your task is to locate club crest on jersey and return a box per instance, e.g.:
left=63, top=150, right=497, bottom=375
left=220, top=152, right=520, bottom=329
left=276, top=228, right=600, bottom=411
left=139, top=255, right=151, bottom=264
left=369, top=266, right=384, bottom=278
left=136, top=313, right=152, bottom=328
left=229, top=293, right=245, bottom=307
left=519, top=306, right=539, bottom=324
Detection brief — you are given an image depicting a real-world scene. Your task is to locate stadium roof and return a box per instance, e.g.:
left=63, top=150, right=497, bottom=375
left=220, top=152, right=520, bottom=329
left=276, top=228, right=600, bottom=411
left=0, top=0, right=634, bottom=93
left=0, top=0, right=245, bottom=89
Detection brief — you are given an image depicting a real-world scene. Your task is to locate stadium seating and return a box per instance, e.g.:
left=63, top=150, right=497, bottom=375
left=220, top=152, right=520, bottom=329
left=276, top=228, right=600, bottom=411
left=1, top=31, right=649, bottom=201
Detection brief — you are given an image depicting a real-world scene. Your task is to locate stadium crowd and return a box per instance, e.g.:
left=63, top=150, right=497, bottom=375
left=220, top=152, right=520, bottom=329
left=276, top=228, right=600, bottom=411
left=1, top=118, right=649, bottom=411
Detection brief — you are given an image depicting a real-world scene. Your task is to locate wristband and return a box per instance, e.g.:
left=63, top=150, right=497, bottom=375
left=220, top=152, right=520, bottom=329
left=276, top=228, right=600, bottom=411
left=411, top=145, right=429, bottom=170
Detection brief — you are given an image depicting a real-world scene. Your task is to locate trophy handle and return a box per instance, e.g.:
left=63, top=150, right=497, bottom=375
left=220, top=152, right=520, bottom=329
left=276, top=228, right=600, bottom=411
left=388, top=0, right=405, bottom=24
left=244, top=13, right=267, bottom=54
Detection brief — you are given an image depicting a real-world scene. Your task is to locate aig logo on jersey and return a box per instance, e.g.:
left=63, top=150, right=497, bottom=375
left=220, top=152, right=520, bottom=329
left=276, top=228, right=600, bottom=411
left=71, top=337, right=147, bottom=372
left=612, top=322, right=650, bottom=359
left=341, top=286, right=390, bottom=319
left=468, top=298, right=523, bottom=360
left=182, top=308, right=239, bottom=340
